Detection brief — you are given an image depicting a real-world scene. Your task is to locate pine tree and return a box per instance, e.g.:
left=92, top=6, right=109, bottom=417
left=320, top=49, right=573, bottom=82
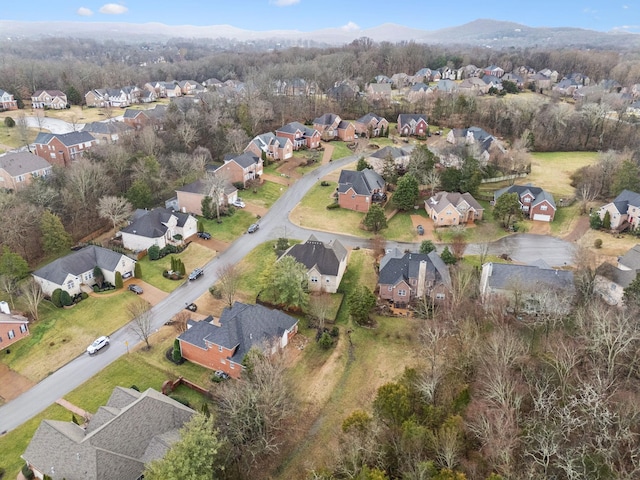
left=40, top=210, right=73, bottom=256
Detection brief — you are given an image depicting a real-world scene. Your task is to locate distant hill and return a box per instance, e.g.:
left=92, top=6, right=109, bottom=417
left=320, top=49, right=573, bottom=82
left=1, top=18, right=638, bottom=49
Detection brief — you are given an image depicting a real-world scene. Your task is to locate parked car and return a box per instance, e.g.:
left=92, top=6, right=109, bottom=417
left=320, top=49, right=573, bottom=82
left=247, top=223, right=259, bottom=234
left=417, top=225, right=424, bottom=235
left=213, top=370, right=230, bottom=380
left=128, top=284, right=143, bottom=294
left=232, top=199, right=245, bottom=208
left=197, top=231, right=211, bottom=240
left=185, top=303, right=198, bottom=312
left=87, top=335, right=110, bottom=355
left=188, top=267, right=204, bottom=281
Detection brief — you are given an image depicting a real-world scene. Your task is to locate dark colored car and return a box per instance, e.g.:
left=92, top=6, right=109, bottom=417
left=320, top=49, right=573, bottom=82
left=197, top=231, right=211, bottom=240
left=128, top=284, right=143, bottom=294
left=417, top=225, right=425, bottom=235
left=186, top=303, right=198, bottom=312
left=247, top=223, right=259, bottom=234
left=188, top=268, right=204, bottom=281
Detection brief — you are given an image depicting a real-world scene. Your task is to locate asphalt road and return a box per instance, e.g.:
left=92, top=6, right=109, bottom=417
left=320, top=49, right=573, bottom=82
left=0, top=148, right=577, bottom=433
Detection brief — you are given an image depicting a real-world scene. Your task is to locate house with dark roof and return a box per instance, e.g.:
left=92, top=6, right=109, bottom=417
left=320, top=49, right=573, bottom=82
left=275, top=122, right=321, bottom=150
left=0, top=151, right=52, bottom=191
left=32, top=245, right=136, bottom=297
left=365, top=83, right=392, bottom=101
left=178, top=302, right=299, bottom=378
left=337, top=168, right=386, bottom=212
left=214, top=152, right=263, bottom=187
left=120, top=207, right=197, bottom=251
left=144, top=81, right=182, bottom=99
left=312, top=113, right=355, bottom=142
left=479, top=261, right=575, bottom=314
left=407, top=83, right=434, bottom=103
left=327, top=83, right=358, bottom=102
left=280, top=235, right=348, bottom=293
left=0, top=301, right=29, bottom=351
left=177, top=80, right=204, bottom=95
left=366, top=146, right=411, bottom=174
left=425, top=191, right=484, bottom=226
left=354, top=113, right=389, bottom=138
left=81, top=121, right=133, bottom=144
left=594, top=244, right=640, bottom=306
left=31, top=89, right=67, bottom=109
left=0, top=89, right=18, bottom=110
left=397, top=113, right=428, bottom=137
left=597, top=190, right=640, bottom=231
left=494, top=184, right=557, bottom=222
left=175, top=176, right=238, bottom=216
left=244, top=132, right=293, bottom=161
left=22, top=386, right=194, bottom=480
left=378, top=249, right=451, bottom=307
left=33, top=131, right=97, bottom=167
left=446, top=126, right=505, bottom=165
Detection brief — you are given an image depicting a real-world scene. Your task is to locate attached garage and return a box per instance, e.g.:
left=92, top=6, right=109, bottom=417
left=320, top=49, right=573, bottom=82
left=533, top=213, right=551, bottom=222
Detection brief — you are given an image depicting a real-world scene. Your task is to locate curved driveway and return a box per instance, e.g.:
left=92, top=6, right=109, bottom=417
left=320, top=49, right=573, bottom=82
left=0, top=150, right=576, bottom=433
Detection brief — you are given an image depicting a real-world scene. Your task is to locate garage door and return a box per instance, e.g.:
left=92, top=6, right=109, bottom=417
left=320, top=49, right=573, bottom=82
left=533, top=214, right=551, bottom=222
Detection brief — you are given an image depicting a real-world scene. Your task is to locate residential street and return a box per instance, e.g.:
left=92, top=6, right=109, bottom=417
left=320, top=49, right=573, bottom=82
left=0, top=149, right=577, bottom=433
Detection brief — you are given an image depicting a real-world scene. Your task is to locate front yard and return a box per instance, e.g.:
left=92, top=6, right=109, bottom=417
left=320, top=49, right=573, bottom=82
left=239, top=180, right=285, bottom=209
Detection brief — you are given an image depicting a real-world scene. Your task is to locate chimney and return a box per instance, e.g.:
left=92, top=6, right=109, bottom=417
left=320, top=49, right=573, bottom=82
left=417, top=260, right=427, bottom=298
left=0, top=301, right=10, bottom=315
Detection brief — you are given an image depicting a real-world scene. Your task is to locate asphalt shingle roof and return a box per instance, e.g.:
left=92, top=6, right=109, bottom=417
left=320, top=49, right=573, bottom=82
left=618, top=244, right=640, bottom=270
left=378, top=251, right=451, bottom=288
left=34, top=131, right=95, bottom=147
left=281, top=235, right=347, bottom=276
left=369, top=146, right=410, bottom=160
left=494, top=184, right=556, bottom=209
left=484, top=262, right=574, bottom=291
left=229, top=152, right=260, bottom=169
left=120, top=207, right=191, bottom=238
left=0, top=151, right=51, bottom=176
left=337, top=168, right=385, bottom=195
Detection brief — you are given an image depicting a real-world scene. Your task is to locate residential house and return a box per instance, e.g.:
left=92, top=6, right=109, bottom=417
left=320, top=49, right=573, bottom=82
left=539, top=69, right=560, bottom=83
left=479, top=261, right=575, bottom=314
left=120, top=208, right=198, bottom=251
left=280, top=235, right=348, bottom=293
left=244, top=132, right=293, bottom=161
left=84, top=88, right=110, bottom=108
left=85, top=87, right=140, bottom=108
left=0, top=89, right=18, bottom=110
left=81, top=121, right=132, bottom=144
left=410, top=67, right=433, bottom=84
left=177, top=80, right=204, bottom=95
left=438, top=67, right=457, bottom=80
left=390, top=73, right=409, bottom=89
left=366, top=146, right=411, bottom=174
left=482, top=75, right=503, bottom=90
left=435, top=79, right=458, bottom=93
left=483, top=65, right=505, bottom=78
left=553, top=78, right=581, bottom=97
left=374, top=75, right=391, bottom=84
left=365, top=83, right=392, bottom=102
left=327, top=83, right=358, bottom=102
left=122, top=105, right=167, bottom=130
left=530, top=72, right=553, bottom=91
left=354, top=113, right=389, bottom=138
left=494, top=184, right=557, bottom=222
left=144, top=81, right=181, bottom=98
left=22, top=386, right=194, bottom=480
left=397, top=113, right=428, bottom=137
left=457, top=64, right=481, bottom=79
left=215, top=152, right=263, bottom=187
left=446, top=126, right=504, bottom=165
left=178, top=302, right=299, bottom=378
left=378, top=249, right=451, bottom=307
left=627, top=101, right=640, bottom=117
left=32, top=245, right=136, bottom=297
left=502, top=72, right=525, bottom=89
left=175, top=177, right=238, bottom=216
left=313, top=113, right=355, bottom=142
left=31, top=89, right=67, bottom=109
left=458, top=77, right=490, bottom=95
left=33, top=131, right=97, bottom=167
left=139, top=89, right=157, bottom=103
left=275, top=122, right=321, bottom=150
left=203, top=77, right=223, bottom=89
left=424, top=191, right=485, bottom=227
left=597, top=190, right=640, bottom=231
left=407, top=83, right=434, bottom=103
left=594, top=244, right=640, bottom=306
left=0, top=151, right=52, bottom=191
left=337, top=168, right=386, bottom=212
left=0, top=301, right=29, bottom=351
left=274, top=78, right=313, bottom=96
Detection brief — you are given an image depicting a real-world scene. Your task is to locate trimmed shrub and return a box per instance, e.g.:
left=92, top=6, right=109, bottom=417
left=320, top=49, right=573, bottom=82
left=320, top=180, right=330, bottom=186
left=115, top=271, right=123, bottom=289
left=209, top=285, right=223, bottom=299
left=326, top=202, right=340, bottom=210
left=172, top=338, right=182, bottom=363
left=318, top=332, right=333, bottom=350
left=21, top=464, right=34, bottom=480
left=330, top=326, right=340, bottom=337
left=4, top=116, right=15, bottom=128
left=51, top=288, right=63, bottom=308
left=81, top=292, right=89, bottom=300
left=134, top=262, right=142, bottom=278
left=148, top=245, right=160, bottom=260
left=169, top=395, right=191, bottom=408
left=60, top=290, right=73, bottom=307
left=594, top=238, right=603, bottom=249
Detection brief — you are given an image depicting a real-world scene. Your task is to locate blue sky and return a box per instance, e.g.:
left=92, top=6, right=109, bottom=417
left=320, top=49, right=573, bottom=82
left=3, top=1, right=639, bottom=33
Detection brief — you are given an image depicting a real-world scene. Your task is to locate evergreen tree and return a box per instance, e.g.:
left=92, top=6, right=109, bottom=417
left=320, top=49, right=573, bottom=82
left=356, top=157, right=371, bottom=171
left=65, top=85, right=82, bottom=105
left=348, top=285, right=377, bottom=326
left=419, top=240, right=436, bottom=254
left=134, top=262, right=142, bottom=278
left=392, top=173, right=419, bottom=210
left=440, top=246, right=457, bottom=265
left=115, top=271, right=123, bottom=289
left=0, top=247, right=29, bottom=281
left=602, top=210, right=611, bottom=230
left=201, top=196, right=214, bottom=220
left=363, top=204, right=387, bottom=233
left=40, top=210, right=73, bottom=256
left=126, top=180, right=153, bottom=209
left=492, top=192, right=523, bottom=228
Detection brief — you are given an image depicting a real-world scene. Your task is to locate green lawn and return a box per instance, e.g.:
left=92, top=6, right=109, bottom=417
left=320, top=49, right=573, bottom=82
left=527, top=151, right=598, bottom=198
left=240, top=180, right=286, bottom=209
left=384, top=211, right=416, bottom=242
left=200, top=210, right=257, bottom=242
left=330, top=141, right=354, bottom=160
left=236, top=242, right=279, bottom=297
left=550, top=203, right=582, bottom=236
left=0, top=122, right=38, bottom=150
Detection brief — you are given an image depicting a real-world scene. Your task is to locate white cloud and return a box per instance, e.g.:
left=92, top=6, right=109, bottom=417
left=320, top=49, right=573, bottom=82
left=99, top=3, right=128, bottom=14
left=269, top=0, right=300, bottom=6
left=612, top=24, right=640, bottom=32
left=341, top=21, right=360, bottom=32
left=77, top=7, right=93, bottom=16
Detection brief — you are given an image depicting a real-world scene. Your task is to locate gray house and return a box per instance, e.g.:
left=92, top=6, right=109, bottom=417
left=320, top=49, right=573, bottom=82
left=22, top=387, right=194, bottom=480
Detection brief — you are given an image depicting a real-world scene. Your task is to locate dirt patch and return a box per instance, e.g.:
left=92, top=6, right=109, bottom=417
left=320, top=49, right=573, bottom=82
left=320, top=143, right=334, bottom=164
left=563, top=215, right=590, bottom=242
left=0, top=363, right=35, bottom=403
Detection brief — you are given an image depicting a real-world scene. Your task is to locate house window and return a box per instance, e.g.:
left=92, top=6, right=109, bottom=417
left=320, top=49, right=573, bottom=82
left=230, top=362, right=235, bottom=369
left=218, top=345, right=223, bottom=352
left=398, top=289, right=407, bottom=297
left=67, top=281, right=74, bottom=290
left=540, top=205, right=548, bottom=211
left=351, top=194, right=355, bottom=199
left=8, top=330, right=15, bottom=339
left=326, top=278, right=330, bottom=283
left=20, top=324, right=27, bottom=333
left=310, top=276, right=318, bottom=283
left=0, top=336, right=2, bottom=342
left=388, top=286, right=393, bottom=291
left=84, top=272, right=92, bottom=281
left=17, top=175, right=24, bottom=182
left=435, top=293, right=446, bottom=300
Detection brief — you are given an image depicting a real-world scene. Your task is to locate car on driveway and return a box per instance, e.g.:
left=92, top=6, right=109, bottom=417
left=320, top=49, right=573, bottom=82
left=232, top=199, right=245, bottom=208
left=247, top=223, right=259, bottom=234
left=417, top=225, right=424, bottom=235
left=128, top=284, right=143, bottom=294
left=197, top=231, right=211, bottom=240
left=188, top=268, right=204, bottom=281
left=87, top=336, right=110, bottom=355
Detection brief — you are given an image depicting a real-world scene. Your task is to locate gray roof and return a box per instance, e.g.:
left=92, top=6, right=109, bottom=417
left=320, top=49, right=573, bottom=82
left=378, top=251, right=451, bottom=288
left=23, top=387, right=193, bottom=480
left=610, top=190, right=640, bottom=213
left=483, top=262, right=574, bottom=291
left=397, top=113, right=428, bottom=125
left=281, top=235, right=347, bottom=276
left=0, top=151, right=51, bottom=176
left=370, top=146, right=410, bottom=160
left=356, top=113, right=386, bottom=125
left=227, top=152, right=260, bottom=169
left=81, top=121, right=132, bottom=135
left=176, top=178, right=237, bottom=196
left=494, top=184, right=556, bottom=209
left=313, top=113, right=340, bottom=126
left=276, top=121, right=317, bottom=137
left=596, top=262, right=638, bottom=289
left=618, top=244, right=640, bottom=270
left=34, top=131, right=95, bottom=147
left=32, top=245, right=128, bottom=285
left=337, top=168, right=385, bottom=195
left=426, top=191, right=484, bottom=215
left=120, top=207, right=191, bottom=238
left=178, top=302, right=299, bottom=364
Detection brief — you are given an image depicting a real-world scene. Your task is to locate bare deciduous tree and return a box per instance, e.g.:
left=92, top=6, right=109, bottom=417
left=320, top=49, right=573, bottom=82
left=97, top=195, right=133, bottom=232
left=128, top=298, right=153, bottom=350
left=217, top=262, right=242, bottom=308
left=21, top=278, right=44, bottom=321
left=308, top=292, right=332, bottom=330
left=0, top=274, right=19, bottom=309
left=202, top=171, right=228, bottom=223
left=172, top=310, right=189, bottom=334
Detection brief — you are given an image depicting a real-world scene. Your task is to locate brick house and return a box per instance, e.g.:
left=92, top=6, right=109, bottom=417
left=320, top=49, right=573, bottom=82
left=365, top=83, right=392, bottom=101
left=425, top=191, right=484, bottom=227
left=483, top=65, right=505, bottom=78
left=354, top=113, right=389, bottom=138
left=275, top=122, right=321, bottom=150
left=175, top=177, right=238, bottom=216
left=279, top=235, right=348, bottom=293
left=214, top=152, right=263, bottom=187
left=144, top=81, right=182, bottom=98
left=244, top=132, right=294, bottom=161
left=378, top=249, right=451, bottom=307
left=32, top=245, right=137, bottom=297
left=177, top=80, right=204, bottom=95
left=81, top=121, right=133, bottom=144
left=397, top=113, right=428, bottom=137
left=0, top=151, right=52, bottom=191
left=33, top=131, right=97, bottom=167
left=0, top=89, right=18, bottom=110
left=337, top=168, right=386, bottom=212
left=119, top=208, right=197, bottom=252
left=494, top=184, right=557, bottom=222
left=122, top=105, right=167, bottom=130
left=597, top=190, right=640, bottom=231
left=313, top=113, right=355, bottom=142
left=31, top=90, right=67, bottom=109
left=178, top=302, right=299, bottom=379
left=0, top=301, right=29, bottom=352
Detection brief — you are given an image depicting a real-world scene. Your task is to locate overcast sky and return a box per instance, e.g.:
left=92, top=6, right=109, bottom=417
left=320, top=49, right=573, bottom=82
left=4, top=0, right=639, bottom=34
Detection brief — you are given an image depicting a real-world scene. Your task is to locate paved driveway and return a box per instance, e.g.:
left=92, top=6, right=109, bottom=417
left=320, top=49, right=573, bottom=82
left=20, top=115, right=83, bottom=134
